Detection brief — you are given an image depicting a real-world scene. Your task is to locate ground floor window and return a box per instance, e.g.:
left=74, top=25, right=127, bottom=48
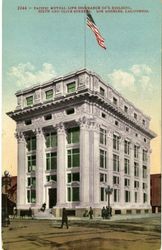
left=125, top=190, right=130, bottom=202
left=67, top=186, right=80, bottom=202
left=27, top=177, right=36, bottom=187
left=100, top=187, right=107, bottom=202
left=27, top=189, right=36, bottom=203
left=134, top=191, right=138, bottom=203
left=143, top=193, right=147, bottom=203
left=114, top=189, right=120, bottom=202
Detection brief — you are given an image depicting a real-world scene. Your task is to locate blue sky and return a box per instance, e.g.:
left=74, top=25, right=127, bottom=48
left=2, top=0, right=161, bottom=175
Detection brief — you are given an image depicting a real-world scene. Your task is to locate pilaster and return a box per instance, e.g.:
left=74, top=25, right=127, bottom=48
left=130, top=142, right=134, bottom=204
left=138, top=147, right=143, bottom=205
left=119, top=136, right=125, bottom=206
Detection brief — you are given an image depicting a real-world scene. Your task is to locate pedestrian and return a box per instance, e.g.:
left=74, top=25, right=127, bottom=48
left=89, top=207, right=93, bottom=219
left=41, top=203, right=46, bottom=212
left=101, top=206, right=106, bottom=219
left=61, top=208, right=69, bottom=229
left=13, top=206, right=17, bottom=219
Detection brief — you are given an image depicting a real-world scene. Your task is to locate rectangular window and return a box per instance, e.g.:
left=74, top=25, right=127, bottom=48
left=143, top=150, right=147, bottom=162
left=100, top=149, right=107, bottom=169
left=44, top=114, right=52, bottom=120
left=113, top=176, right=120, bottom=185
left=46, top=175, right=57, bottom=182
left=26, top=96, right=33, bottom=106
left=134, top=162, right=139, bottom=177
left=100, top=87, right=105, bottom=96
left=67, top=172, right=80, bottom=183
left=124, top=105, right=128, bottom=113
left=134, top=145, right=139, bottom=159
left=113, top=154, right=119, bottom=172
left=143, top=193, right=147, bottom=203
left=100, top=128, right=106, bottom=145
left=113, top=97, right=117, bottom=105
left=134, top=181, right=139, bottom=188
left=67, top=127, right=80, bottom=144
left=124, top=158, right=130, bottom=175
left=143, top=183, right=147, bottom=189
left=66, top=108, right=74, bottom=115
left=100, top=187, right=104, bottom=201
left=25, top=120, right=32, bottom=125
left=28, top=155, right=36, bottom=172
left=67, top=187, right=79, bottom=202
left=134, top=113, right=137, bottom=119
left=114, top=189, right=120, bottom=202
left=67, top=82, right=76, bottom=93
left=142, top=119, right=146, bottom=126
left=46, top=152, right=57, bottom=170
left=124, top=178, right=130, bottom=187
left=45, top=89, right=53, bottom=100
left=113, top=134, right=120, bottom=150
left=27, top=189, right=36, bottom=203
left=125, top=190, right=130, bottom=202
left=135, top=192, right=138, bottom=203
left=45, top=132, right=57, bottom=148
left=100, top=173, right=107, bottom=183
left=68, top=148, right=80, bottom=168
left=27, top=137, right=36, bottom=151
left=143, top=165, right=147, bottom=178
left=124, top=140, right=130, bottom=155
left=27, top=177, right=36, bottom=187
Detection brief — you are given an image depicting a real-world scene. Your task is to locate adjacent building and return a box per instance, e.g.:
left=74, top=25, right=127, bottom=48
left=7, top=69, right=156, bottom=216
left=150, top=174, right=161, bottom=213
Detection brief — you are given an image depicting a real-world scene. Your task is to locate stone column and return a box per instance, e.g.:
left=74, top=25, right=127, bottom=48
left=16, top=131, right=26, bottom=209
left=35, top=128, right=45, bottom=208
left=56, top=122, right=66, bottom=206
left=79, top=117, right=90, bottom=206
left=119, top=137, right=125, bottom=206
left=107, top=130, right=114, bottom=205
left=147, top=148, right=151, bottom=208
left=138, top=147, right=143, bottom=205
left=129, top=142, right=135, bottom=205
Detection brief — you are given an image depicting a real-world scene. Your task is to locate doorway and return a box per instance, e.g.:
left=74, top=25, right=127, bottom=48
left=48, top=188, right=57, bottom=208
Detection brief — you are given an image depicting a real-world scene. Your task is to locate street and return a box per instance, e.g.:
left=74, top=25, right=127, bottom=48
left=2, top=214, right=161, bottom=250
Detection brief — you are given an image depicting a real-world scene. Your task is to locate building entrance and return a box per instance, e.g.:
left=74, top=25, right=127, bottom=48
left=48, top=188, right=57, bottom=208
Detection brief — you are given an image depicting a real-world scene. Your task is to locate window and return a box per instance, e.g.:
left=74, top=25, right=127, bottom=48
left=45, top=89, right=53, bottom=100
left=100, top=173, right=107, bottom=183
left=126, top=127, right=129, bottom=132
left=124, top=178, right=130, bottom=187
left=25, top=120, right=32, bottom=125
left=135, top=133, right=138, bottom=137
left=45, top=132, right=57, bottom=148
left=144, top=138, right=147, bottom=143
left=67, top=187, right=79, bottom=201
left=142, top=150, right=147, bottom=162
left=100, top=187, right=107, bottom=202
left=46, top=175, right=57, bottom=182
left=124, top=140, right=130, bottom=155
left=67, top=173, right=80, bottom=183
left=143, top=166, right=147, bottom=178
left=134, top=192, right=138, bottom=203
left=134, top=162, right=139, bottom=177
left=114, top=189, right=120, bottom=202
left=68, top=148, right=80, bottom=168
left=125, top=190, right=130, bottom=202
left=27, top=137, right=36, bottom=151
left=124, top=158, right=130, bottom=175
left=100, top=87, right=105, bottom=96
left=28, top=155, right=36, bottom=172
left=100, top=128, right=106, bottom=145
left=46, top=152, right=57, bottom=170
left=27, top=177, right=36, bottom=187
left=67, top=127, right=80, bottom=144
left=143, top=193, right=147, bottom=203
left=134, top=145, right=139, bottom=159
left=44, top=114, right=52, bottom=120
left=113, top=97, right=117, bottom=105
left=101, top=113, right=106, bottom=118
left=134, top=181, right=139, bottom=188
left=113, top=176, right=120, bottom=185
left=134, top=113, right=137, bottom=119
left=142, top=119, right=146, bottom=126
left=124, top=106, right=128, bottom=113
left=100, top=149, right=107, bottom=169
left=113, top=134, right=120, bottom=150
left=67, top=82, right=76, bottom=93
left=113, top=154, right=119, bottom=172
left=66, top=108, right=75, bottom=115
left=26, top=96, right=33, bottom=106
left=27, top=189, right=36, bottom=203
left=115, top=120, right=119, bottom=126
left=143, top=183, right=147, bottom=189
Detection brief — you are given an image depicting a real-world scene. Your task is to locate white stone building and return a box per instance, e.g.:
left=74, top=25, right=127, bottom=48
left=7, top=69, right=156, bottom=216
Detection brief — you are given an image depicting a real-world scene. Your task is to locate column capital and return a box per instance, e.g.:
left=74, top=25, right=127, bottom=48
left=56, top=122, right=65, bottom=133
left=78, top=116, right=90, bottom=129
left=33, top=127, right=43, bottom=136
left=15, top=131, right=25, bottom=142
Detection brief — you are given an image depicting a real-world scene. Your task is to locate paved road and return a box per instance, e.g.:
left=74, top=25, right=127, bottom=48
left=2, top=215, right=161, bottom=250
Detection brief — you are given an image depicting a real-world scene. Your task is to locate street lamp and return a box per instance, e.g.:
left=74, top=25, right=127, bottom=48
left=105, top=185, right=113, bottom=219
left=2, top=170, right=11, bottom=226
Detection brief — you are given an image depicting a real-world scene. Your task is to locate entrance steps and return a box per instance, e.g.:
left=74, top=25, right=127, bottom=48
left=34, top=209, right=54, bottom=220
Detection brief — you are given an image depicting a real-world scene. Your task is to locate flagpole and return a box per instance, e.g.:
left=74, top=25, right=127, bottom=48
left=84, top=6, right=86, bottom=69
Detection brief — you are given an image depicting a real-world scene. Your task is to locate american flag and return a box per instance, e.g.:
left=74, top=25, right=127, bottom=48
left=86, top=11, right=106, bottom=50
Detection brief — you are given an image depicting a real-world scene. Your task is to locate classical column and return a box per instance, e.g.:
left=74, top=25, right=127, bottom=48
left=138, top=147, right=143, bottom=205
left=129, top=142, right=134, bottom=205
left=35, top=128, right=45, bottom=208
left=15, top=131, right=26, bottom=209
left=107, top=130, right=114, bottom=205
left=56, top=122, right=66, bottom=206
left=146, top=148, right=151, bottom=208
left=119, top=136, right=125, bottom=207
left=79, top=117, right=90, bottom=206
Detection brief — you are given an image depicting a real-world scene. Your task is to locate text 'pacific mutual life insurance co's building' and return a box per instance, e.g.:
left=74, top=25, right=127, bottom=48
left=7, top=69, right=156, bottom=216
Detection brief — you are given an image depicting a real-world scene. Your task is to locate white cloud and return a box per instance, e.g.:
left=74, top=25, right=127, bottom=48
left=130, top=64, right=152, bottom=76
left=8, top=62, right=57, bottom=87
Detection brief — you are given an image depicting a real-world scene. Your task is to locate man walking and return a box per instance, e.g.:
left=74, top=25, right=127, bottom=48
left=61, top=208, right=69, bottom=229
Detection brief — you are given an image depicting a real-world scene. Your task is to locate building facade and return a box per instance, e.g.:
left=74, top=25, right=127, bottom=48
left=7, top=69, right=156, bottom=216
left=150, top=174, right=161, bottom=213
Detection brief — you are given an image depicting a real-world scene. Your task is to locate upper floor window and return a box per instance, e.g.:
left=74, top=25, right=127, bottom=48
left=113, top=176, right=120, bottom=185
left=124, top=140, right=130, bottom=155
left=67, top=82, right=76, bottom=93
left=26, top=96, right=33, bottom=106
left=46, top=175, right=57, bottom=182
left=124, top=158, right=130, bottom=175
left=46, top=152, right=57, bottom=170
left=27, top=137, right=36, bottom=151
left=100, top=173, right=107, bottom=183
left=134, top=162, right=139, bottom=177
left=45, top=89, right=53, bottom=100
left=143, top=165, right=147, bottom=178
left=100, top=128, right=106, bottom=145
left=115, top=120, right=119, bottom=126
left=134, top=145, right=139, bottom=159
left=113, top=154, right=119, bottom=172
left=67, top=148, right=80, bottom=168
left=66, top=108, right=75, bottom=115
left=113, top=134, right=120, bottom=151
left=100, top=87, right=105, bottom=96
left=67, top=172, right=80, bottom=183
left=142, top=150, right=147, bottom=162
left=125, top=190, right=130, bottom=202
left=124, top=178, right=130, bottom=187
left=44, top=114, right=52, bottom=120
left=134, top=113, right=137, bottom=119
left=27, top=155, right=36, bottom=172
left=25, top=119, right=32, bottom=125
left=67, top=127, right=80, bottom=144
left=101, top=112, right=106, bottom=119
left=27, top=177, right=36, bottom=188
left=45, top=132, right=57, bottom=148
left=113, top=97, right=117, bottom=105
left=142, top=119, right=146, bottom=126
left=100, top=149, right=107, bottom=169
left=124, top=105, right=128, bottom=113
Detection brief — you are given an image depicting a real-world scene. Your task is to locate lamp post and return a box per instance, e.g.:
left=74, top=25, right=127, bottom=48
left=105, top=185, right=113, bottom=219
left=2, top=170, right=11, bottom=226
